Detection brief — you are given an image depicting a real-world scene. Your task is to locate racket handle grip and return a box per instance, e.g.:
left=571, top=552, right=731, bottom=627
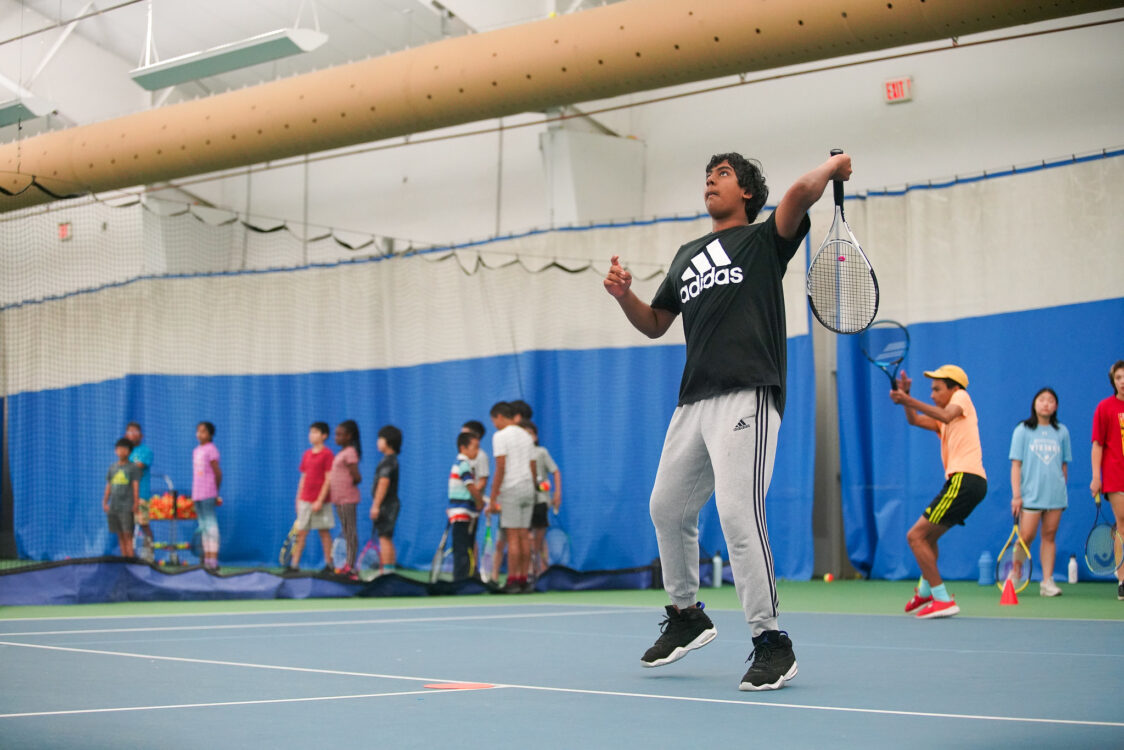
left=829, top=148, right=844, bottom=207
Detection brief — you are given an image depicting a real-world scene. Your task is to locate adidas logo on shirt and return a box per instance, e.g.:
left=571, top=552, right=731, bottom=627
left=679, top=238, right=743, bottom=303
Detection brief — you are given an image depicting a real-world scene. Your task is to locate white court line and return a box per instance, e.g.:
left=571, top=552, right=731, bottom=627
left=1, top=639, right=1121, bottom=729
left=0, top=687, right=498, bottom=719
left=0, top=601, right=647, bottom=623
left=0, top=608, right=638, bottom=637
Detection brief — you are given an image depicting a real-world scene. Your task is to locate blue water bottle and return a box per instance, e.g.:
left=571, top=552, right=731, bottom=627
left=978, top=550, right=995, bottom=586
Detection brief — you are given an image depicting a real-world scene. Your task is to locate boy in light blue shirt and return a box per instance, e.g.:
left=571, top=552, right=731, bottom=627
left=448, top=432, right=485, bottom=581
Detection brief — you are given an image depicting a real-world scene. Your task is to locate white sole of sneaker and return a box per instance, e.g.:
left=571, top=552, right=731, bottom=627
left=916, top=603, right=960, bottom=619
left=640, top=627, right=717, bottom=668
left=738, top=661, right=798, bottom=691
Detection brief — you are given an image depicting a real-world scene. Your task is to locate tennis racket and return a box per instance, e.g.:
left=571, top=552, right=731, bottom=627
left=429, top=521, right=452, bottom=583
left=859, top=319, right=910, bottom=389
left=545, top=507, right=571, bottom=568
left=356, top=537, right=381, bottom=581
left=278, top=520, right=301, bottom=567
left=479, top=514, right=496, bottom=583
left=807, top=148, right=878, bottom=334
left=331, top=536, right=348, bottom=572
left=1084, top=493, right=1123, bottom=575
left=995, top=511, right=1032, bottom=593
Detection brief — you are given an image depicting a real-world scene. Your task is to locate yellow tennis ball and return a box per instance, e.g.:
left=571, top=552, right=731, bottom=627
left=823, top=573, right=834, bottom=582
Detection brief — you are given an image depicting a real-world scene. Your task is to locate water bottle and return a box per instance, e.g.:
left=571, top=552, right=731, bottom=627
left=1067, top=555, right=1078, bottom=584
left=711, top=553, right=723, bottom=588
left=977, top=550, right=994, bottom=586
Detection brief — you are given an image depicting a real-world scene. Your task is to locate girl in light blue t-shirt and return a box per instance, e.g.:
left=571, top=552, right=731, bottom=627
left=1009, top=387, right=1071, bottom=596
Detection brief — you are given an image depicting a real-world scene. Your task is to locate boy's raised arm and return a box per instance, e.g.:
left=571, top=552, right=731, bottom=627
left=774, top=153, right=853, bottom=241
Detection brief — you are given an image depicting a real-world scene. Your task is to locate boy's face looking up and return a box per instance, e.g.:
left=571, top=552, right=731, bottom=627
left=115, top=445, right=131, bottom=462
left=704, top=160, right=751, bottom=222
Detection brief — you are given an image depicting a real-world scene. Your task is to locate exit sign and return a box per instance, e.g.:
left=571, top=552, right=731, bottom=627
left=58, top=221, right=72, bottom=241
left=883, top=76, right=913, bottom=104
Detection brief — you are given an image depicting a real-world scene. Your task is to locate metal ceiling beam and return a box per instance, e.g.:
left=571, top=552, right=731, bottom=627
left=1, top=0, right=1121, bottom=212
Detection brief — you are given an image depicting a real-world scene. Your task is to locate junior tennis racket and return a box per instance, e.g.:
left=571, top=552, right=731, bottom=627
left=479, top=514, right=496, bottom=583
left=331, top=536, right=348, bottom=572
left=428, top=521, right=452, bottom=583
left=1084, top=493, right=1123, bottom=575
left=356, top=537, right=381, bottom=581
left=545, top=507, right=571, bottom=569
left=859, top=320, right=910, bottom=388
left=807, top=148, right=878, bottom=334
left=278, top=520, right=300, bottom=567
left=995, top=512, right=1032, bottom=593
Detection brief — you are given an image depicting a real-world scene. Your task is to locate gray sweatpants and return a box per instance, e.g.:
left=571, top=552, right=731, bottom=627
left=650, top=387, right=781, bottom=636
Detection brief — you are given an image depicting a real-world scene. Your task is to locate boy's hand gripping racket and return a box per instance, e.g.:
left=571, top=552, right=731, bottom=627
left=1084, top=493, right=1124, bottom=575
left=807, top=149, right=878, bottom=334
left=995, top=511, right=1032, bottom=594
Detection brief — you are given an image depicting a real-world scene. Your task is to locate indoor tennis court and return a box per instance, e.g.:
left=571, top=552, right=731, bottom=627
left=2, top=2, right=1124, bottom=747
left=3, top=586, right=1123, bottom=748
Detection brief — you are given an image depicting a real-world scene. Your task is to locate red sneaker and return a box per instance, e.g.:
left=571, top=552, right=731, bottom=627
left=904, top=589, right=933, bottom=613
left=915, top=598, right=960, bottom=619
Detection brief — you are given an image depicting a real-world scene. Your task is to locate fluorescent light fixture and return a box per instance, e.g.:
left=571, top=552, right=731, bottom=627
left=130, top=28, right=328, bottom=91
left=0, top=97, right=55, bottom=127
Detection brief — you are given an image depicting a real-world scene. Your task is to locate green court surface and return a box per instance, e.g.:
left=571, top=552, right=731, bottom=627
left=3, top=579, right=1119, bottom=621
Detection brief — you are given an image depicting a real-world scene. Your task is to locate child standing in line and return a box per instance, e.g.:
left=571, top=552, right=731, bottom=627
left=890, top=365, right=988, bottom=619
left=126, top=422, right=155, bottom=559
left=371, top=425, right=402, bottom=571
left=489, top=402, right=537, bottom=593
left=192, top=421, right=223, bottom=570
left=524, top=421, right=562, bottom=577
left=330, top=420, right=363, bottom=578
left=1090, top=359, right=1124, bottom=600
left=289, top=422, right=335, bottom=573
left=1008, top=387, right=1071, bottom=597
left=103, top=437, right=140, bottom=557
left=461, top=420, right=491, bottom=562
left=448, top=432, right=486, bottom=581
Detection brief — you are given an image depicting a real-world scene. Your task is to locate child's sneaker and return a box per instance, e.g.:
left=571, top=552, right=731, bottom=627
left=1039, top=579, right=1062, bottom=597
left=904, top=588, right=933, bottom=613
left=739, top=630, right=797, bottom=691
left=640, top=603, right=717, bottom=667
left=915, top=598, right=959, bottom=619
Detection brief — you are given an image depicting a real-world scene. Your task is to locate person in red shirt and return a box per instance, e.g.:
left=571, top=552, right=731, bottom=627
left=1090, top=359, right=1124, bottom=600
left=287, top=422, right=335, bottom=573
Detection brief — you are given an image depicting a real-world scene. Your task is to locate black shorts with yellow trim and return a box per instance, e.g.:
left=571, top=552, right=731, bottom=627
left=924, top=472, right=987, bottom=527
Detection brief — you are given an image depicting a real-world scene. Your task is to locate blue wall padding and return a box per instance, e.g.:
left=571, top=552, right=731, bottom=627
left=10, top=338, right=815, bottom=578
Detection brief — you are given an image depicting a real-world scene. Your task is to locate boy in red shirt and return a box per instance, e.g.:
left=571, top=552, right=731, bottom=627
left=288, top=422, right=335, bottom=573
left=1090, top=359, right=1124, bottom=600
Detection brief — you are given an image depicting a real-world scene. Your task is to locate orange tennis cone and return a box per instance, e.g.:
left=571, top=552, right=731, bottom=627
left=999, top=578, right=1019, bottom=605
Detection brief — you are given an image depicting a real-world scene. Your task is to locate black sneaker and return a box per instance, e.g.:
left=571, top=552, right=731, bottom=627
left=1118, top=581, right=1123, bottom=601
left=739, top=630, right=798, bottom=691
left=640, top=603, right=717, bottom=667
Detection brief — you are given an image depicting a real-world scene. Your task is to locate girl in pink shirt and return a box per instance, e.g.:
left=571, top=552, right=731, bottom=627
left=330, top=420, right=363, bottom=577
left=192, top=421, right=223, bottom=570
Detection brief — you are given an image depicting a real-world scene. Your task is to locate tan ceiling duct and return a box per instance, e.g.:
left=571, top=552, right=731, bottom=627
left=1, top=0, right=1120, bottom=212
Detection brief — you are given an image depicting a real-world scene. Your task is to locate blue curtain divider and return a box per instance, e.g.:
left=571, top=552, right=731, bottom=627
left=10, top=339, right=816, bottom=578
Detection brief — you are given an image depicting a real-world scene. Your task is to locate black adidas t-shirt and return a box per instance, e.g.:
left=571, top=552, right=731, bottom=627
left=651, top=212, right=810, bottom=415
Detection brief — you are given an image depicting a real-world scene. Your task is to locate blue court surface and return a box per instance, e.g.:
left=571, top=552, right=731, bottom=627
left=2, top=601, right=1122, bottom=749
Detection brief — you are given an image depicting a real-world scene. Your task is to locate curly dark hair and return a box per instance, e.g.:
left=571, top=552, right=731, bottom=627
left=706, top=152, right=769, bottom=223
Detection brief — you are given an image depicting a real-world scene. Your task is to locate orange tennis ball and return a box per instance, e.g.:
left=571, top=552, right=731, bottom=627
left=823, top=573, right=834, bottom=582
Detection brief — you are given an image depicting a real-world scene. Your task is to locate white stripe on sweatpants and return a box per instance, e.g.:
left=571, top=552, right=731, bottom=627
left=649, top=387, right=781, bottom=636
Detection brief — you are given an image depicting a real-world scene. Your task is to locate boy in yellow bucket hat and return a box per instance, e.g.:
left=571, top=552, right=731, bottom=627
left=890, top=364, right=987, bottom=618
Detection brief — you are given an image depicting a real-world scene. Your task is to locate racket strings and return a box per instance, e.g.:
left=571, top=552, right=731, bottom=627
left=807, top=239, right=878, bottom=333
